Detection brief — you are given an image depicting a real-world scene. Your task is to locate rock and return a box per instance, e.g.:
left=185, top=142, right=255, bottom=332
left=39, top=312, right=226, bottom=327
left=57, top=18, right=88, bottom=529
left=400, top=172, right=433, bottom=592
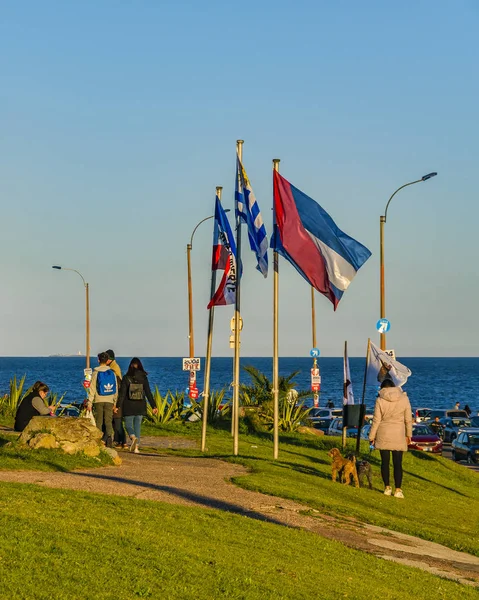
left=297, top=426, right=324, bottom=436
left=19, top=416, right=106, bottom=459
left=103, top=447, right=122, bottom=466
left=28, top=433, right=58, bottom=450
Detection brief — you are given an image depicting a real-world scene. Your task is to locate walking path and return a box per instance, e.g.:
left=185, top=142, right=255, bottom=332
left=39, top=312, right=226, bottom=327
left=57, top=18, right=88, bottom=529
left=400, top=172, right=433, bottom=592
left=0, top=439, right=478, bottom=588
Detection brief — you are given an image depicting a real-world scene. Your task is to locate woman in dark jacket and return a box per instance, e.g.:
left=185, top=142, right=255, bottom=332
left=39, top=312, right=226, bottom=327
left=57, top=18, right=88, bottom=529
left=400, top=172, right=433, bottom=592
left=117, top=358, right=157, bottom=453
left=14, top=381, right=55, bottom=432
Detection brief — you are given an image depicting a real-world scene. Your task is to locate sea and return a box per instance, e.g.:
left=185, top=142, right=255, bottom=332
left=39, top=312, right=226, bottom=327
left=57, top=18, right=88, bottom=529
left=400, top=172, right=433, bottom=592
left=0, top=357, right=477, bottom=414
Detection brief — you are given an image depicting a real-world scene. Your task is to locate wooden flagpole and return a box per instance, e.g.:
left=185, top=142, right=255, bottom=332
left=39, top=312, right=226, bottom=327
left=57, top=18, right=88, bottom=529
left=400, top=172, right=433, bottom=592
left=232, top=140, right=244, bottom=456
left=311, top=287, right=319, bottom=408
left=356, top=338, right=371, bottom=454
left=272, top=158, right=281, bottom=460
left=201, top=186, right=222, bottom=453
left=341, top=340, right=348, bottom=450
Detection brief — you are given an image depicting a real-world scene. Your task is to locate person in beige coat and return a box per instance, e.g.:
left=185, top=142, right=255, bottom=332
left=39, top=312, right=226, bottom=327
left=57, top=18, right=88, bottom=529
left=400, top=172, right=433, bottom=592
left=369, top=379, right=412, bottom=498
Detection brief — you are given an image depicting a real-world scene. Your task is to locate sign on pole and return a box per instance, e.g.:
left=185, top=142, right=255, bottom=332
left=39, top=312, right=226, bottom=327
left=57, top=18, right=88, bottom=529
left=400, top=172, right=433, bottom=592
left=182, top=357, right=201, bottom=371
left=230, top=316, right=243, bottom=332
left=376, top=318, right=391, bottom=334
left=310, top=348, right=320, bottom=358
left=311, top=367, right=321, bottom=392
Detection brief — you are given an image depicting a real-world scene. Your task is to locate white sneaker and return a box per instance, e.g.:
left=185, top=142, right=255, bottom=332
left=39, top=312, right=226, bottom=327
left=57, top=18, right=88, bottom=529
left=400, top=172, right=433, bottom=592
left=134, top=447, right=140, bottom=454
left=129, top=436, right=138, bottom=453
left=384, top=486, right=392, bottom=496
left=394, top=489, right=404, bottom=499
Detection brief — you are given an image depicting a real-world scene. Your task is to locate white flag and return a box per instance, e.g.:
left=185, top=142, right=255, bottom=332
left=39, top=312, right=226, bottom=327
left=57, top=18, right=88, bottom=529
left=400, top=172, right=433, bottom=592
left=366, top=341, right=411, bottom=387
left=343, top=342, right=354, bottom=405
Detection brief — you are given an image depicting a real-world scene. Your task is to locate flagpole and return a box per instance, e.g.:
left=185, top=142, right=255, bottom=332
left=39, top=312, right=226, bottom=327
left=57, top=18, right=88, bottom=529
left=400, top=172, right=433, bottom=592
left=232, top=140, right=244, bottom=456
left=341, top=340, right=347, bottom=450
left=272, top=158, right=281, bottom=460
left=311, top=287, right=319, bottom=408
left=356, top=338, right=371, bottom=454
left=201, top=187, right=223, bottom=453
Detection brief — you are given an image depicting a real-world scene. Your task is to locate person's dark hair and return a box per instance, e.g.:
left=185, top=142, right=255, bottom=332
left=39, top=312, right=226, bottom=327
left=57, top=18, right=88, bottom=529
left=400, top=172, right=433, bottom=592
left=98, top=351, right=109, bottom=364
left=127, top=357, right=147, bottom=377
left=32, top=381, right=49, bottom=394
left=380, top=379, right=395, bottom=389
left=106, top=349, right=115, bottom=361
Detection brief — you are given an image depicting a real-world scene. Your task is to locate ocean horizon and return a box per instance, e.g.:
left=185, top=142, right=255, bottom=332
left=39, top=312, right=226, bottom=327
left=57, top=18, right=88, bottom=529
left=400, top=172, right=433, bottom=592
left=1, top=356, right=478, bottom=413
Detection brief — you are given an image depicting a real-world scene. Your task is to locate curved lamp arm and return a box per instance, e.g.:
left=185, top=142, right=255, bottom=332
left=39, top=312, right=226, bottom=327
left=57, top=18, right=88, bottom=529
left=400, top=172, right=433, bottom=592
left=189, top=209, right=231, bottom=248
left=383, top=172, right=437, bottom=222
left=52, top=266, right=87, bottom=287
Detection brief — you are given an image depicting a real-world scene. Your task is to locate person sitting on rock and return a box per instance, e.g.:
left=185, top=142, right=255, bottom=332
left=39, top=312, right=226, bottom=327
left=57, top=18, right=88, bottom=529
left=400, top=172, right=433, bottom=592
left=14, top=381, right=56, bottom=432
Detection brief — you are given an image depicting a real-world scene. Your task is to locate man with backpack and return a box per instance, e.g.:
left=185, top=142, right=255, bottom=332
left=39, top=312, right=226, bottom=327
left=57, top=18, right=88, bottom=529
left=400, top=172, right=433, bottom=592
left=87, top=351, right=118, bottom=448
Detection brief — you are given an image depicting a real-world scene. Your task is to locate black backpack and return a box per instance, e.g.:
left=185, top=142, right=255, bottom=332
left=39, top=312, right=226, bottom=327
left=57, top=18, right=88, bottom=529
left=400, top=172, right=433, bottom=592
left=128, top=378, right=144, bottom=401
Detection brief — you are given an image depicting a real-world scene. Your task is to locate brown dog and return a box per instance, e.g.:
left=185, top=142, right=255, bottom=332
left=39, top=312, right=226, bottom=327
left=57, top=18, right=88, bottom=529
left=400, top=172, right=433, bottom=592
left=327, top=448, right=359, bottom=488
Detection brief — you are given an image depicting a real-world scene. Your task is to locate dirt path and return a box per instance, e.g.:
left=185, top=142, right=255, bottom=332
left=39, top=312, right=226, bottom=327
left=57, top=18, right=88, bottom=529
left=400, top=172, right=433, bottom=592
left=0, top=442, right=478, bottom=588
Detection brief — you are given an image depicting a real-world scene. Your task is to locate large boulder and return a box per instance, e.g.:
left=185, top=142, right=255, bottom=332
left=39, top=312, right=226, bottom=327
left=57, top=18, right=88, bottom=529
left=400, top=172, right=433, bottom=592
left=19, top=416, right=103, bottom=457
left=297, top=425, right=325, bottom=436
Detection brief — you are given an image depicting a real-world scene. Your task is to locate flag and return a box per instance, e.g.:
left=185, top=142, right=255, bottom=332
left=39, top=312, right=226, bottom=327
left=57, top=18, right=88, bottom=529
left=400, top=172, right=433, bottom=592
left=207, top=196, right=237, bottom=308
left=343, top=343, right=354, bottom=405
left=272, top=171, right=371, bottom=309
left=366, top=341, right=412, bottom=387
left=236, top=155, right=268, bottom=277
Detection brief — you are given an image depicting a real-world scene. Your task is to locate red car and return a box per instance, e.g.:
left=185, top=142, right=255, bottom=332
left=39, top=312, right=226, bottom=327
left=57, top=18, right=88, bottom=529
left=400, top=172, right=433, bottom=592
left=408, top=424, right=443, bottom=454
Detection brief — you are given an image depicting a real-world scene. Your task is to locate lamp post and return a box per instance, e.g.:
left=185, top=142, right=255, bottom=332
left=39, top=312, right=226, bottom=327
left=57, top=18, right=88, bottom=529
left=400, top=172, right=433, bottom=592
left=187, top=211, right=230, bottom=358
left=52, top=266, right=90, bottom=369
left=379, top=172, right=437, bottom=350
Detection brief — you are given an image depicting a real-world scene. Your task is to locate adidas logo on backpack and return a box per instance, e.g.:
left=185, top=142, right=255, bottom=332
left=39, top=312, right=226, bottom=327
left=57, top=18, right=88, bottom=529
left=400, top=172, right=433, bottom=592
left=96, top=369, right=117, bottom=396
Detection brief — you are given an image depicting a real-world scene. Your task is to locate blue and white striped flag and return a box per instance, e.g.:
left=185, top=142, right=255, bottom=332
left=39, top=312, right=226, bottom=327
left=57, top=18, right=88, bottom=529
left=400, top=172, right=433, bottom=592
left=235, top=155, right=268, bottom=277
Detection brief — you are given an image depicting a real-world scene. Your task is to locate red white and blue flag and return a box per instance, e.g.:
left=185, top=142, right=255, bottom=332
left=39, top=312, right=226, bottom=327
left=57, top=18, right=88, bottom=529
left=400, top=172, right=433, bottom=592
left=207, top=196, right=238, bottom=309
left=272, top=171, right=371, bottom=310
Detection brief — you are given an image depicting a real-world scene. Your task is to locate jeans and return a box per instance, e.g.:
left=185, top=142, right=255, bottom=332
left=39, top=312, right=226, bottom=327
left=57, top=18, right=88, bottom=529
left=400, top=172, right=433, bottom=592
left=124, top=415, right=143, bottom=443
left=94, top=403, right=114, bottom=438
left=379, top=450, right=403, bottom=488
left=113, top=417, right=126, bottom=445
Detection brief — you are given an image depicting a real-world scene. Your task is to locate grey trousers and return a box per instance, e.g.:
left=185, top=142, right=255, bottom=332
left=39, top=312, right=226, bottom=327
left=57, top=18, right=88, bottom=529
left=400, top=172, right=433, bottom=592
left=94, top=402, right=114, bottom=438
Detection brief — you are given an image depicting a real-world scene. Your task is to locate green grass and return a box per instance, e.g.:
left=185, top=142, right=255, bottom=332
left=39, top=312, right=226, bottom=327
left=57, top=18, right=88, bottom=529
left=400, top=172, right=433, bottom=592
left=0, top=433, right=113, bottom=471
left=0, top=482, right=475, bottom=600
left=142, top=423, right=479, bottom=557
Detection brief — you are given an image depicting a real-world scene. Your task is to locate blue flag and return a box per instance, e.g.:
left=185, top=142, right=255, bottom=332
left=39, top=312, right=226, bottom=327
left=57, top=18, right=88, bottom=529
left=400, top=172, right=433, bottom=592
left=236, top=155, right=268, bottom=277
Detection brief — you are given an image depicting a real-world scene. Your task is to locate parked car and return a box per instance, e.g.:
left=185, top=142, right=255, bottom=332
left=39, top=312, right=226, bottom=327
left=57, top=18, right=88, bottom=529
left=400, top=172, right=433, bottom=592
left=309, top=408, right=343, bottom=421
left=327, top=417, right=358, bottom=438
left=440, top=417, right=472, bottom=443
left=311, top=418, right=333, bottom=434
left=426, top=409, right=469, bottom=421
left=451, top=428, right=479, bottom=464
left=414, top=408, right=431, bottom=423
left=470, top=416, right=479, bottom=427
left=408, top=424, right=443, bottom=454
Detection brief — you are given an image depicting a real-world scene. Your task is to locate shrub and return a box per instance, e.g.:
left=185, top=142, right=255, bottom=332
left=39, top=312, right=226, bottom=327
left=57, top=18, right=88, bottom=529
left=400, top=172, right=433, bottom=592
left=0, top=375, right=27, bottom=417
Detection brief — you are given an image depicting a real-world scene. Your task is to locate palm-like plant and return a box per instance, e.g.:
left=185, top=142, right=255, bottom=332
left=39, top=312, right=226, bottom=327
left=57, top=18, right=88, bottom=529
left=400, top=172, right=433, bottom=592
left=191, top=388, right=230, bottom=423
left=146, top=389, right=188, bottom=425
left=262, top=393, right=313, bottom=433
left=0, top=375, right=27, bottom=417
left=239, top=365, right=310, bottom=407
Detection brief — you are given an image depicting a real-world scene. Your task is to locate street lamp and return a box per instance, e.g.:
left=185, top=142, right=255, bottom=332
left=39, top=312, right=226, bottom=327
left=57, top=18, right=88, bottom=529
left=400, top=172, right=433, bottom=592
left=52, top=266, right=90, bottom=369
left=379, top=172, right=437, bottom=350
left=187, top=210, right=230, bottom=358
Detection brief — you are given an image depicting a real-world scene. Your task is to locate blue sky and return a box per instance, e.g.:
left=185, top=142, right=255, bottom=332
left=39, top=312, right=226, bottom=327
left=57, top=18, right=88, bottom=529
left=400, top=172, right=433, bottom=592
left=0, top=0, right=478, bottom=357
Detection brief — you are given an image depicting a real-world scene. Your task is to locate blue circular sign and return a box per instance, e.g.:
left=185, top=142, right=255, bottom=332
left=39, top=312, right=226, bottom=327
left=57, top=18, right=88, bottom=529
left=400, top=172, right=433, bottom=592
left=376, top=318, right=391, bottom=333
left=310, top=348, right=321, bottom=358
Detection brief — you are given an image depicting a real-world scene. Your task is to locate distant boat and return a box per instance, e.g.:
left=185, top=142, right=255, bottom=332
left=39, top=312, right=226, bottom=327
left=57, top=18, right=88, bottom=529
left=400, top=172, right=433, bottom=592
left=48, top=351, right=83, bottom=357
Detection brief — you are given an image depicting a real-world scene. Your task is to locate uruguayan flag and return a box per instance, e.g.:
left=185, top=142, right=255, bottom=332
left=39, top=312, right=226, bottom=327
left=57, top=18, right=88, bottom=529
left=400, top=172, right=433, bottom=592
left=236, top=155, right=268, bottom=277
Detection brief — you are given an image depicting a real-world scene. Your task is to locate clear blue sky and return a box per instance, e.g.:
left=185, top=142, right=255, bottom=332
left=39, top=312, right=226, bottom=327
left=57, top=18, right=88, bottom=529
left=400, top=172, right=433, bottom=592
left=1, top=0, right=477, bottom=357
